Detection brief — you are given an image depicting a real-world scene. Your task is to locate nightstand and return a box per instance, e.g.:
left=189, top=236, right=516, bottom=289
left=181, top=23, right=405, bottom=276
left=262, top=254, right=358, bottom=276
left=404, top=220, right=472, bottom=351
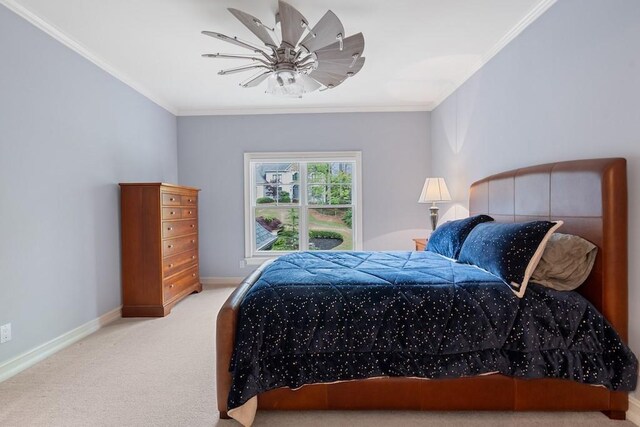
left=413, top=238, right=427, bottom=251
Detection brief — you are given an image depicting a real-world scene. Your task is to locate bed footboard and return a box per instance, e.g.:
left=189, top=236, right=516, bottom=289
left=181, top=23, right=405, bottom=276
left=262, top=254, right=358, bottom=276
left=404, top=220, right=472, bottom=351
left=216, top=260, right=274, bottom=418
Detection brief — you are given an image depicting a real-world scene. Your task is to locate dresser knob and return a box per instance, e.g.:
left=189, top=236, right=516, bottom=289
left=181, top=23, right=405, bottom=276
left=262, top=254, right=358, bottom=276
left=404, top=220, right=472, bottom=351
left=168, top=245, right=173, bottom=248
left=170, top=211, right=175, bottom=215
left=191, top=256, right=196, bottom=259
left=170, top=197, right=175, bottom=201
left=191, top=240, right=195, bottom=243
left=188, top=199, right=193, bottom=202
left=192, top=273, right=196, bottom=277
left=188, top=211, right=192, bottom=214
left=169, top=284, right=174, bottom=288
left=168, top=264, right=174, bottom=268
left=168, top=227, right=173, bottom=231
left=190, top=224, right=195, bottom=228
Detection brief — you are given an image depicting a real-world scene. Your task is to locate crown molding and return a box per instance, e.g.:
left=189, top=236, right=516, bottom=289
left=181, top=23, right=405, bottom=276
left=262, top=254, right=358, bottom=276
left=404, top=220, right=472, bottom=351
left=430, top=0, right=557, bottom=110
left=178, top=104, right=432, bottom=117
left=0, top=0, right=178, bottom=115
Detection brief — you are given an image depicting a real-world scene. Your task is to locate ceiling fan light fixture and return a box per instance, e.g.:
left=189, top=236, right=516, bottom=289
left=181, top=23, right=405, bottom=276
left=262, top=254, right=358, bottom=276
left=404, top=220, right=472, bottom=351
left=266, top=70, right=305, bottom=98
left=201, top=1, right=365, bottom=97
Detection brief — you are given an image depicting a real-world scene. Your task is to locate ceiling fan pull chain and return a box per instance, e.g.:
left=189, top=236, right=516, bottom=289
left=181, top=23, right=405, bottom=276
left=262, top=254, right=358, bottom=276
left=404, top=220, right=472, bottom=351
left=336, top=33, right=344, bottom=51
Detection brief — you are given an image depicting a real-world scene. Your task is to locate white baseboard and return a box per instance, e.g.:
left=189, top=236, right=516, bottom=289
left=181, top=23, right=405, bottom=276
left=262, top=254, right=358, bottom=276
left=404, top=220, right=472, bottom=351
left=0, top=306, right=122, bottom=383
left=629, top=395, right=640, bottom=426
left=201, top=277, right=244, bottom=288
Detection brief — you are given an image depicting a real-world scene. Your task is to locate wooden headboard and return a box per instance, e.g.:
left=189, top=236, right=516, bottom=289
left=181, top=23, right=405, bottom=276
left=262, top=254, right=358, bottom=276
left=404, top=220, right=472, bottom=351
left=469, top=158, right=628, bottom=341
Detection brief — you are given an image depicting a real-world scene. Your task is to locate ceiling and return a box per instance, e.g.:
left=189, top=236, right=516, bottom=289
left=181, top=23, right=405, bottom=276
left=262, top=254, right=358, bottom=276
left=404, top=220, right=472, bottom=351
left=3, top=0, right=555, bottom=115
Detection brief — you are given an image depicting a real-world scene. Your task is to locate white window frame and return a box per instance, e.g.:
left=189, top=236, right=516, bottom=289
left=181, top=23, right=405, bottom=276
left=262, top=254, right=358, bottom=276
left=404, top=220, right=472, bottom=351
left=244, top=151, right=363, bottom=264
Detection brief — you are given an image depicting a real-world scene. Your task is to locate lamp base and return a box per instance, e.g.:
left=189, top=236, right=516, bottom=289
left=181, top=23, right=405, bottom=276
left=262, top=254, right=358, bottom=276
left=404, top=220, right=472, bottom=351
left=429, top=204, right=440, bottom=231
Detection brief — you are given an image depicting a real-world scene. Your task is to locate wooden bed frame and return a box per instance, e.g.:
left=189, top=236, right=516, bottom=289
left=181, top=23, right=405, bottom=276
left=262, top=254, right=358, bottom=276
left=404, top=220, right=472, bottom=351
left=216, top=158, right=630, bottom=420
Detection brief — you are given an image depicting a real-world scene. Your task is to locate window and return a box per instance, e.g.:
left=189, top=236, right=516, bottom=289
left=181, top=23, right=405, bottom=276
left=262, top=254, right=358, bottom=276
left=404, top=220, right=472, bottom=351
left=244, top=152, right=362, bottom=261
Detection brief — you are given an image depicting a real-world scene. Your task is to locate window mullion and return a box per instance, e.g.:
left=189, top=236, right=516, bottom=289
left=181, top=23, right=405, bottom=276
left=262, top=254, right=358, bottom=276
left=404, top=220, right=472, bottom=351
left=300, top=162, right=308, bottom=250
left=312, top=204, right=353, bottom=209
left=249, top=161, right=257, bottom=257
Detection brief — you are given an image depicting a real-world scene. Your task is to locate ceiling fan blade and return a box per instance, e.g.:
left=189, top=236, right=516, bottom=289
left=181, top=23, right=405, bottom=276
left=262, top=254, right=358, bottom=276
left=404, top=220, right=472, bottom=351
left=313, top=54, right=365, bottom=66
left=299, top=11, right=344, bottom=53
left=315, top=49, right=362, bottom=65
left=278, top=1, right=308, bottom=47
left=202, top=53, right=273, bottom=67
left=228, top=8, right=277, bottom=48
left=315, top=57, right=365, bottom=77
left=304, top=65, right=345, bottom=78
left=240, top=70, right=272, bottom=87
left=298, top=74, right=322, bottom=92
left=202, top=31, right=267, bottom=54
left=202, top=53, right=266, bottom=60
left=308, top=70, right=346, bottom=88
left=218, top=64, right=272, bottom=75
left=314, top=32, right=365, bottom=61
left=309, top=70, right=348, bottom=82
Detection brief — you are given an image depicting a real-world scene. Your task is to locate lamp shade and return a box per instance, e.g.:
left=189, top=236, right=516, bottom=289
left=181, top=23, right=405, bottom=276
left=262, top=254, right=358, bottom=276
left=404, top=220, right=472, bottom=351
left=418, top=177, right=452, bottom=203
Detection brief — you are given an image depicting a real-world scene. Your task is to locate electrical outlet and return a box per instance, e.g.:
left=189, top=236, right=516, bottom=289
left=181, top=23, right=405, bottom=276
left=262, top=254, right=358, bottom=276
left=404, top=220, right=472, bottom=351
left=0, top=323, right=11, bottom=344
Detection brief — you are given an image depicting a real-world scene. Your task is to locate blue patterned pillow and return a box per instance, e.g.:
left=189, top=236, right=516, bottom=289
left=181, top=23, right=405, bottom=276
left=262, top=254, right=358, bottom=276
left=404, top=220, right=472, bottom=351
left=458, top=220, right=563, bottom=297
left=426, top=215, right=494, bottom=259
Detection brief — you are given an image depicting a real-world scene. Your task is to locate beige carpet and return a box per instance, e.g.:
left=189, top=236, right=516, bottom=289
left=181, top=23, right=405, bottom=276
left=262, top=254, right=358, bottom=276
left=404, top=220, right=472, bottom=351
left=0, top=287, right=633, bottom=427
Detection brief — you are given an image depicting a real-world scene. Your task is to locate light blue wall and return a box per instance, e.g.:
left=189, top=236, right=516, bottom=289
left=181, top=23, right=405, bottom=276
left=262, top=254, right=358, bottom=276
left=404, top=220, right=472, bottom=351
left=430, top=0, right=640, bottom=395
left=0, top=5, right=178, bottom=365
left=178, top=112, right=431, bottom=277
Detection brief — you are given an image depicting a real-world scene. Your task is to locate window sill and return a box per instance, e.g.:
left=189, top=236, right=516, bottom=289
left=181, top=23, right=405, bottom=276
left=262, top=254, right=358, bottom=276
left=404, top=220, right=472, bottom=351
left=243, top=257, right=278, bottom=266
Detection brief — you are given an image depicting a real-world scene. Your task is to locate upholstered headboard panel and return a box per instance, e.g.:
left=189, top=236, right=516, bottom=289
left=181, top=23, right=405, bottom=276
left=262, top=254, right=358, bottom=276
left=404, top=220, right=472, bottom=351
left=469, top=158, right=628, bottom=341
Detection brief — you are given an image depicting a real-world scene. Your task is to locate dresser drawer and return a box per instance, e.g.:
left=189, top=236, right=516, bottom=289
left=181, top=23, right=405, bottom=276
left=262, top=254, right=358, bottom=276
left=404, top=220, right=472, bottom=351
left=163, top=235, right=198, bottom=257
left=181, top=195, right=197, bottom=206
left=162, top=192, right=181, bottom=206
left=163, top=265, right=199, bottom=302
left=162, top=219, right=197, bottom=238
left=181, top=207, right=197, bottom=219
left=163, top=250, right=198, bottom=278
left=162, top=207, right=181, bottom=220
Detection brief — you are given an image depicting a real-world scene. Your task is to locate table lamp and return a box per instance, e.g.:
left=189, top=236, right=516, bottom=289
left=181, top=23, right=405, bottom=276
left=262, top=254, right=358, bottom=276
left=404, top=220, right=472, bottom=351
left=418, top=177, right=451, bottom=230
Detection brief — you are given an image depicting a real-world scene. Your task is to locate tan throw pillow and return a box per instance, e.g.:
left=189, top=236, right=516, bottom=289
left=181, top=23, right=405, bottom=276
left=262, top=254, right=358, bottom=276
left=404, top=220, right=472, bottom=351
left=531, top=233, right=597, bottom=291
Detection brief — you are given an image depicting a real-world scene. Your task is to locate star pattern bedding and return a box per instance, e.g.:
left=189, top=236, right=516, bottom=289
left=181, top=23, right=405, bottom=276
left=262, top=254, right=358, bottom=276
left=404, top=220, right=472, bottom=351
left=228, top=251, right=637, bottom=411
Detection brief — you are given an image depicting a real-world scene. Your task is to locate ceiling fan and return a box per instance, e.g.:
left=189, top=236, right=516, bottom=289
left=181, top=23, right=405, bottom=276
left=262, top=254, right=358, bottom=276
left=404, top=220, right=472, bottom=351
left=201, top=1, right=365, bottom=98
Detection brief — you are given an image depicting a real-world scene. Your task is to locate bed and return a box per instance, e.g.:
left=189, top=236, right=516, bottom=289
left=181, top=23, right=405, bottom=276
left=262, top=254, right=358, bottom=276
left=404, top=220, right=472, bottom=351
left=216, top=158, right=636, bottom=424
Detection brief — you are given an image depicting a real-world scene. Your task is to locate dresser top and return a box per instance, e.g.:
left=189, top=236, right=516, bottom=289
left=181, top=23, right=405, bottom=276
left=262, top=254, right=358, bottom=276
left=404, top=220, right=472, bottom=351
left=119, top=182, right=200, bottom=191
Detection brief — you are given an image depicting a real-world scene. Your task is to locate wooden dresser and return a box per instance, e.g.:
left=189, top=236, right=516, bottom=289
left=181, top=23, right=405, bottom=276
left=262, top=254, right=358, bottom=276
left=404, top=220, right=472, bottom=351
left=119, top=183, right=202, bottom=317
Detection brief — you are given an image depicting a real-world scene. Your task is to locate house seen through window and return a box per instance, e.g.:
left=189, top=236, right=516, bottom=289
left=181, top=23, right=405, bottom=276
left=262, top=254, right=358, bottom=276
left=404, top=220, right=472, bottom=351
left=245, top=152, right=362, bottom=259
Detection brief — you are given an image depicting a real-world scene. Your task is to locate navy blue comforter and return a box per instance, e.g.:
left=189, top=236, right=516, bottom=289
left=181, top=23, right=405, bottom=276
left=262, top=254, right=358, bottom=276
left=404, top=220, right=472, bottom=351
left=228, top=251, right=637, bottom=409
